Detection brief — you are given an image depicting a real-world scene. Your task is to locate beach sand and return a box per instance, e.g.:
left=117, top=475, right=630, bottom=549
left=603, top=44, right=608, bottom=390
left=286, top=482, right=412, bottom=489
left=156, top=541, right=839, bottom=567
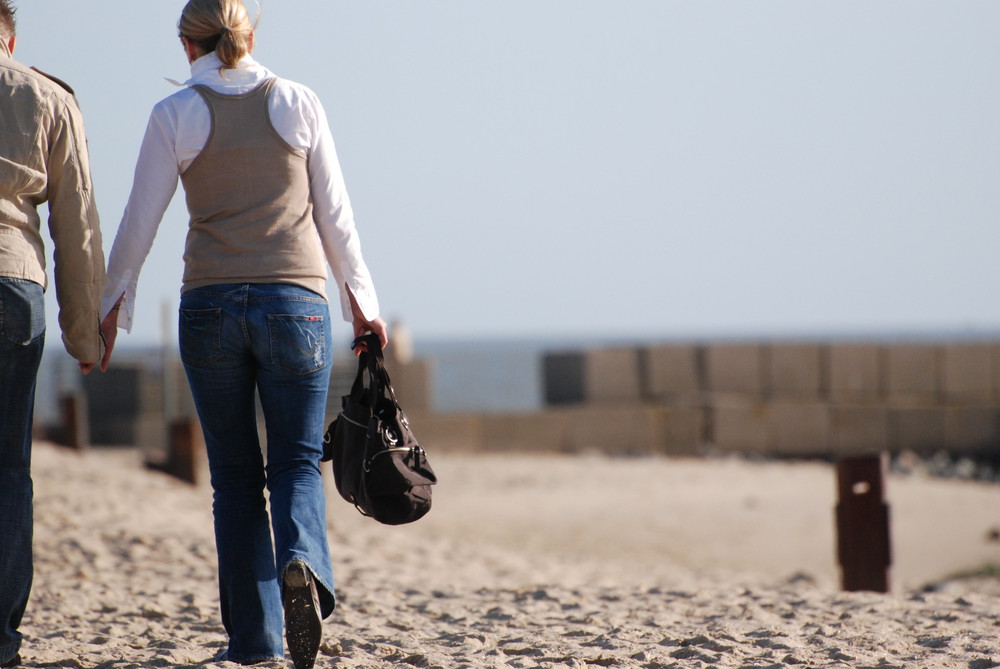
left=19, top=441, right=1000, bottom=668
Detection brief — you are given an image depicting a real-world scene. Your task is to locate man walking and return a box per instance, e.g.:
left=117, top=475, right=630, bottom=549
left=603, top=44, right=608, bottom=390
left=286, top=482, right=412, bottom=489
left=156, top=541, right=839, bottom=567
left=0, top=2, right=105, bottom=666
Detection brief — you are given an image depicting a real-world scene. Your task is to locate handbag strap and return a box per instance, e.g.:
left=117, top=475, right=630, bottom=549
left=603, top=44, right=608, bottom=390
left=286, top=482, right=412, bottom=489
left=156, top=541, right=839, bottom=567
left=350, top=333, right=400, bottom=410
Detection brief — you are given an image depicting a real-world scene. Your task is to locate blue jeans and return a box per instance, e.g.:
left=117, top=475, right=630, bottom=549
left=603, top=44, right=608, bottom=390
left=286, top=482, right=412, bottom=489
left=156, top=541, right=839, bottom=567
left=0, top=279, right=45, bottom=665
left=179, top=284, right=336, bottom=663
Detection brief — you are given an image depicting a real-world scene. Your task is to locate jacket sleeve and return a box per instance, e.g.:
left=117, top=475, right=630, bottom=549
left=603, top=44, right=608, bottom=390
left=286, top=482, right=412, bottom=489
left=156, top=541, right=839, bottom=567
left=45, top=93, right=106, bottom=363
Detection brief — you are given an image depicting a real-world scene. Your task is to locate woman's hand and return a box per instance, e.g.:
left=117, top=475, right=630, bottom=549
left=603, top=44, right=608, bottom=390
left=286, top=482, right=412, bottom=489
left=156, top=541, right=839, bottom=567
left=352, top=313, right=388, bottom=354
left=347, top=285, right=388, bottom=354
left=79, top=301, right=122, bottom=374
left=98, top=300, right=123, bottom=372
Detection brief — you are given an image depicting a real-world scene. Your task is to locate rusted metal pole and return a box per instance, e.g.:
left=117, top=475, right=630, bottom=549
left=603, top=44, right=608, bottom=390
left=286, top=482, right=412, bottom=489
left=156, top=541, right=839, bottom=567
left=835, top=453, right=891, bottom=593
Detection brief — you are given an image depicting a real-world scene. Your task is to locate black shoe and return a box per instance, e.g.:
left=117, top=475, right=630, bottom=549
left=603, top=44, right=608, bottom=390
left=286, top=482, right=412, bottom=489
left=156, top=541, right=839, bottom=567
left=1, top=654, right=19, bottom=668
left=283, top=560, right=322, bottom=669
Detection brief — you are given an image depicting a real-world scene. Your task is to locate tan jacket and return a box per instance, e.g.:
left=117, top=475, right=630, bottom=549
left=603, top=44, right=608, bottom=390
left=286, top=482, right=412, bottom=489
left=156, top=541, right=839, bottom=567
left=0, top=41, right=105, bottom=363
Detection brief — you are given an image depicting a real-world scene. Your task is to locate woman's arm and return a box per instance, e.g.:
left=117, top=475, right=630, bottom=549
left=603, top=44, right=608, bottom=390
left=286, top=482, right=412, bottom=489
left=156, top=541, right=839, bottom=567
left=303, top=89, right=383, bottom=327
left=99, top=102, right=181, bottom=368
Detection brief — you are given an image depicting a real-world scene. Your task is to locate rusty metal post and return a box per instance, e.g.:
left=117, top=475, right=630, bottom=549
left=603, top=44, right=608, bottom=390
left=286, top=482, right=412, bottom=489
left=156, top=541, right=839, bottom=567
left=835, top=454, right=891, bottom=593
left=58, top=393, right=89, bottom=450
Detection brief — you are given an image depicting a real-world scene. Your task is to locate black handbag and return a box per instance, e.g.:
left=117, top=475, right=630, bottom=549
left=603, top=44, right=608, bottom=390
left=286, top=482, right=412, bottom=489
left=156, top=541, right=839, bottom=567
left=322, top=333, right=436, bottom=525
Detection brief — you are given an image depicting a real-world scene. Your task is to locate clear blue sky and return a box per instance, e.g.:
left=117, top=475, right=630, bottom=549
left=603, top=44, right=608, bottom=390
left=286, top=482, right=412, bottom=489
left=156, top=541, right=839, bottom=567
left=15, top=1, right=1000, bottom=347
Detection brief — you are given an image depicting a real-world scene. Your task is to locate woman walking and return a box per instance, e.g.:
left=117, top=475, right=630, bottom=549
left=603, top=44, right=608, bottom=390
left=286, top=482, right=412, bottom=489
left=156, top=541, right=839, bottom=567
left=99, top=1, right=387, bottom=666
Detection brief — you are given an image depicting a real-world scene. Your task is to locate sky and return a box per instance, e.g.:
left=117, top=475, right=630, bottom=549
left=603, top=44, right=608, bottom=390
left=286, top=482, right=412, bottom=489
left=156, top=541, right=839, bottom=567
left=14, top=1, right=1000, bottom=348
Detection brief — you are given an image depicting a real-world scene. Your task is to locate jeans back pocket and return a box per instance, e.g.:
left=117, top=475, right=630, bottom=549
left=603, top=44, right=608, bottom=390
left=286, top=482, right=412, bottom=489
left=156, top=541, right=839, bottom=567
left=179, top=307, right=223, bottom=366
left=267, top=314, right=326, bottom=375
left=0, top=280, right=45, bottom=345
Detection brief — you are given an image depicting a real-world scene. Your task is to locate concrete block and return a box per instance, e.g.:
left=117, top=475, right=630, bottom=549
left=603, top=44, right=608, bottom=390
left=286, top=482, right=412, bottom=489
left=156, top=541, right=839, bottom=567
left=769, top=401, right=830, bottom=456
left=885, top=345, right=939, bottom=402
left=661, top=407, right=706, bottom=456
left=385, top=358, right=433, bottom=412
left=831, top=406, right=889, bottom=456
left=405, top=412, right=483, bottom=452
left=542, top=352, right=586, bottom=405
left=944, top=407, right=1000, bottom=455
left=561, top=406, right=667, bottom=455
left=584, top=348, right=643, bottom=403
left=711, top=401, right=769, bottom=455
left=769, top=344, right=824, bottom=397
left=828, top=345, right=882, bottom=401
left=643, top=345, right=702, bottom=401
left=83, top=365, right=142, bottom=416
left=482, top=412, right=571, bottom=453
left=942, top=344, right=993, bottom=403
left=890, top=407, right=946, bottom=454
left=705, top=344, right=766, bottom=398
left=82, top=363, right=171, bottom=447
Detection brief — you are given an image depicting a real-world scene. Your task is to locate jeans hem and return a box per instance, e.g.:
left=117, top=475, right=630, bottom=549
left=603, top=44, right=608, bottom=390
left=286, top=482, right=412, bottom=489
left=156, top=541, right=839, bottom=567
left=217, top=650, right=283, bottom=665
left=0, top=640, right=21, bottom=666
left=282, top=558, right=336, bottom=619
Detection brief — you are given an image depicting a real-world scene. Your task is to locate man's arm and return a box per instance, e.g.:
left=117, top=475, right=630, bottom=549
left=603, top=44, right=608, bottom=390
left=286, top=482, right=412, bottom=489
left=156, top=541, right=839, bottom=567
left=45, top=93, right=105, bottom=365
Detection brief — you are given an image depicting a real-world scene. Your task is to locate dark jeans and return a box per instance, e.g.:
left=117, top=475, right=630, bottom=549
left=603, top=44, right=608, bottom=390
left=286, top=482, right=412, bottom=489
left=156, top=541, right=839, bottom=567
left=179, top=283, right=335, bottom=663
left=0, top=279, right=45, bottom=664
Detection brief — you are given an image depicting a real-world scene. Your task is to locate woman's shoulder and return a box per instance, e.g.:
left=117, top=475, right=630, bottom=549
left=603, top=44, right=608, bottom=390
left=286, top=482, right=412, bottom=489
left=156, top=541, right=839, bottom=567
left=152, top=85, right=205, bottom=117
left=270, top=76, right=323, bottom=107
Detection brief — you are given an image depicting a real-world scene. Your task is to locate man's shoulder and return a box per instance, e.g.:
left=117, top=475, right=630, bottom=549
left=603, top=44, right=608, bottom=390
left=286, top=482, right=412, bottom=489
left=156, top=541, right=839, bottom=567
left=29, top=66, right=75, bottom=95
left=0, top=58, right=78, bottom=104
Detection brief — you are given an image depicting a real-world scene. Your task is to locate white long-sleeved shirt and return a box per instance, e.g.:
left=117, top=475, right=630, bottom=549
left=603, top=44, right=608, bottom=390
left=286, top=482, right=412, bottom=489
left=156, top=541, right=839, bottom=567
left=102, top=52, right=380, bottom=331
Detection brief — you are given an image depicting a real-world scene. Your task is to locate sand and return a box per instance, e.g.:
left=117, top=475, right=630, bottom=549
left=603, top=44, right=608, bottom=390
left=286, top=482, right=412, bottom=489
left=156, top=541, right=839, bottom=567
left=17, top=442, right=1000, bottom=668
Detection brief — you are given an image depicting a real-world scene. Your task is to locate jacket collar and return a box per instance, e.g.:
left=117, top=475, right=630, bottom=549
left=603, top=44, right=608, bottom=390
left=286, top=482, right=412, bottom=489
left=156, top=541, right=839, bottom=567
left=183, top=51, right=268, bottom=88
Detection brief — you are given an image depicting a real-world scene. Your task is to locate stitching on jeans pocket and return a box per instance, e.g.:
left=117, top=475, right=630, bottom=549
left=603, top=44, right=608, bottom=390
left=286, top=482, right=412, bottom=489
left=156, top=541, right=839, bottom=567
left=267, top=314, right=326, bottom=375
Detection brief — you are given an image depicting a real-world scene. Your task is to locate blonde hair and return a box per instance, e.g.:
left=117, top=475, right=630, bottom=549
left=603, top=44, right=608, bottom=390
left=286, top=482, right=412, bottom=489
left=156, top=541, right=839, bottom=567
left=178, top=0, right=256, bottom=70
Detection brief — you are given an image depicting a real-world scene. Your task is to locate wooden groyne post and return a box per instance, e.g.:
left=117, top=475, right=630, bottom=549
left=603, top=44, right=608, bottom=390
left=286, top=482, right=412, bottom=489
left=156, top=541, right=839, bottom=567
left=835, top=453, right=891, bottom=593
left=56, top=392, right=89, bottom=450
left=146, top=418, right=203, bottom=485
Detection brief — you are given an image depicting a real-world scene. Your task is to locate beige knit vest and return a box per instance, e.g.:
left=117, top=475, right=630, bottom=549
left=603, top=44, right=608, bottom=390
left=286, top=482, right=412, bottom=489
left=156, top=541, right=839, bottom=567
left=180, top=78, right=327, bottom=298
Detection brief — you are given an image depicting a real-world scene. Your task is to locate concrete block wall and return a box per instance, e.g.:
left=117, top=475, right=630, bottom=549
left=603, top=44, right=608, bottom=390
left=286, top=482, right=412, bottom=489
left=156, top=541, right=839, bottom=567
left=540, top=340, right=1000, bottom=458
left=828, top=345, right=881, bottom=401
left=885, top=345, right=937, bottom=402
left=584, top=349, right=644, bottom=403
left=62, top=339, right=1000, bottom=461
left=942, top=344, right=993, bottom=403
left=643, top=345, right=701, bottom=402
left=769, top=401, right=830, bottom=457
left=769, top=344, right=824, bottom=398
left=408, top=405, right=705, bottom=457
left=705, top=344, right=767, bottom=398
